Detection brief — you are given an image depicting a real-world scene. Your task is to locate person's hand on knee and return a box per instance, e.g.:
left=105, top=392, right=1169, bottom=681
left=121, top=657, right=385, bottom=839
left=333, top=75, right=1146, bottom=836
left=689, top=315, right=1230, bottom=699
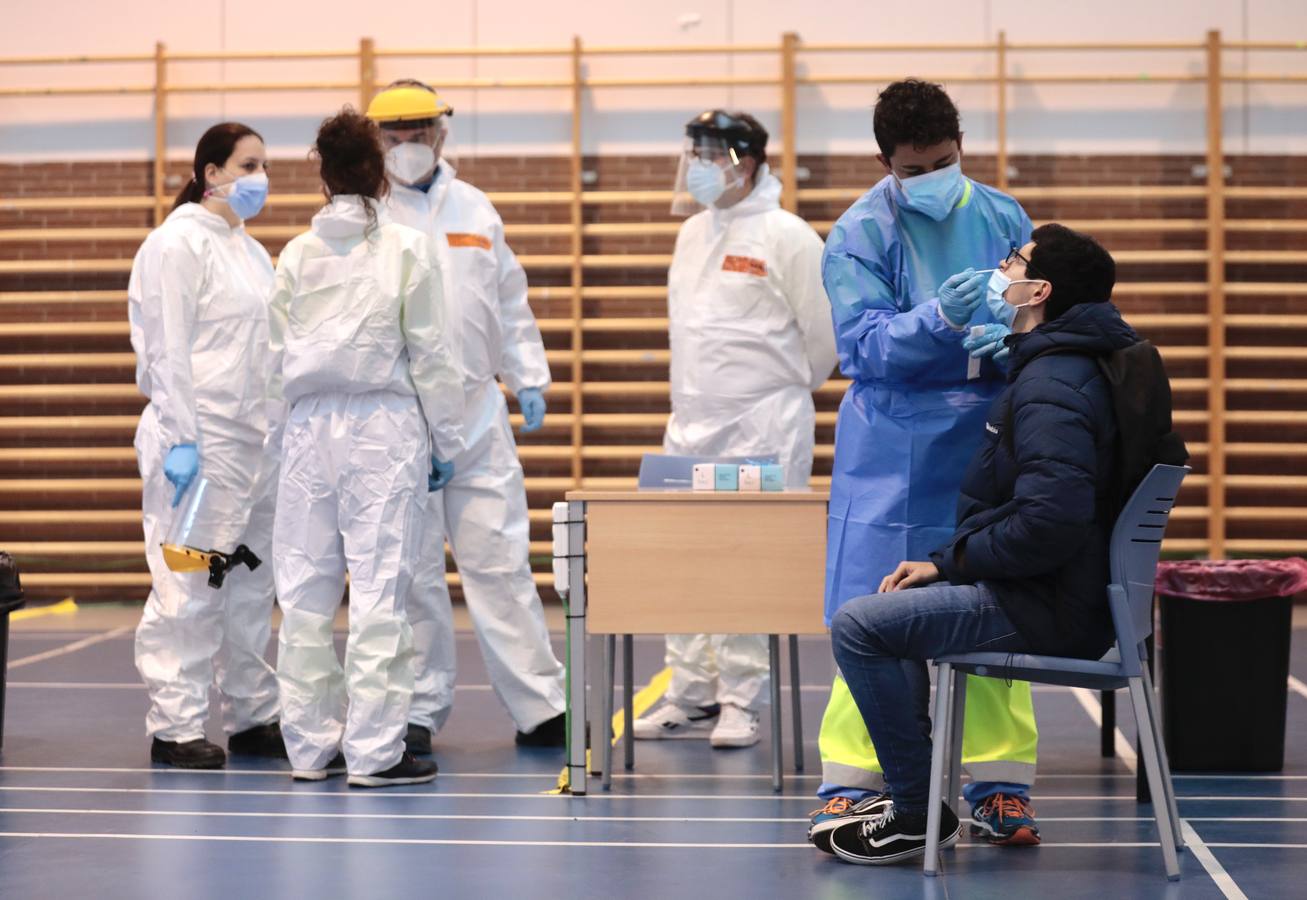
left=878, top=561, right=942, bottom=593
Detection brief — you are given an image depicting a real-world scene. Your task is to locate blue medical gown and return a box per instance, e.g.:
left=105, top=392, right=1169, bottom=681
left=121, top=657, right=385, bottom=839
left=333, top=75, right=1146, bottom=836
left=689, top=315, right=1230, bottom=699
left=822, top=176, right=1032, bottom=622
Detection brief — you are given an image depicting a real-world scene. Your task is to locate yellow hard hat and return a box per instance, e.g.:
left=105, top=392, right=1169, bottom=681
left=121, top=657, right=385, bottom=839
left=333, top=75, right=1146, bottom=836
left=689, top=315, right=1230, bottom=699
left=366, top=84, right=453, bottom=124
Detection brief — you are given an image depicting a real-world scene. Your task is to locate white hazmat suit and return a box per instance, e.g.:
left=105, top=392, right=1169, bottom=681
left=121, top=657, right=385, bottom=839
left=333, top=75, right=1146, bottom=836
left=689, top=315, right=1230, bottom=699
left=129, top=202, right=280, bottom=742
left=661, top=167, right=836, bottom=712
left=269, top=196, right=465, bottom=775
left=387, top=165, right=565, bottom=736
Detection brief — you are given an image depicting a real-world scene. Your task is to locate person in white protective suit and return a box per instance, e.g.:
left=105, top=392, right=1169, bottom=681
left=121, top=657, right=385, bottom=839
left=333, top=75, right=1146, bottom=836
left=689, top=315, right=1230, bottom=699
left=633, top=110, right=838, bottom=748
left=365, top=81, right=568, bottom=752
left=129, top=122, right=286, bottom=769
left=269, top=109, right=465, bottom=787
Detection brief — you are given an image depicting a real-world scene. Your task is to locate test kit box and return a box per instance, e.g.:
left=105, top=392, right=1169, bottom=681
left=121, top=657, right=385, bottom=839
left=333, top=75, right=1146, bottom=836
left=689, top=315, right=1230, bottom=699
left=761, top=464, right=784, bottom=492
left=713, top=464, right=739, bottom=491
left=738, top=464, right=762, bottom=491
left=691, top=463, right=715, bottom=491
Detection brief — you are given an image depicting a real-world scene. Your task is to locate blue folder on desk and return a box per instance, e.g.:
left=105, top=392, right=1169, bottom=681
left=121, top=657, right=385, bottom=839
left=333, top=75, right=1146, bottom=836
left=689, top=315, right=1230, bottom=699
left=637, top=453, right=779, bottom=490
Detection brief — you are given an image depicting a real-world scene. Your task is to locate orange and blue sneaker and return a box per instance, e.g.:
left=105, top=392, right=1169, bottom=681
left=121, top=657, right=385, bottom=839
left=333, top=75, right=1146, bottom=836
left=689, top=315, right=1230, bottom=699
left=970, top=792, right=1041, bottom=846
left=807, top=792, right=892, bottom=854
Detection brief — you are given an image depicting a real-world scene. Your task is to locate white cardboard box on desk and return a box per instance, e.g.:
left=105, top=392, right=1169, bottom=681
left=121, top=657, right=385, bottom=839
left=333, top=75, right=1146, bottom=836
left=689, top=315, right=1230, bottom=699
left=738, top=464, right=762, bottom=491
left=692, top=463, right=715, bottom=491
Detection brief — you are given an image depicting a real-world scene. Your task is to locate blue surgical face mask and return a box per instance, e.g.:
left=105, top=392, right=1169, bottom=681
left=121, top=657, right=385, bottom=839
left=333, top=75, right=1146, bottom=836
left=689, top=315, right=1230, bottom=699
left=209, top=171, right=268, bottom=221
left=986, top=268, right=1040, bottom=327
left=896, top=161, right=965, bottom=221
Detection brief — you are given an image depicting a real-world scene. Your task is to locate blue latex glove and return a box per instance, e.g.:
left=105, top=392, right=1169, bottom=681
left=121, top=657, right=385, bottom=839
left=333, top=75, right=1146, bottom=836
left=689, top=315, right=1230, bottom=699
left=937, top=268, right=988, bottom=328
left=163, top=443, right=199, bottom=508
left=429, top=457, right=455, bottom=492
left=963, top=322, right=1012, bottom=364
left=518, top=387, right=547, bottom=433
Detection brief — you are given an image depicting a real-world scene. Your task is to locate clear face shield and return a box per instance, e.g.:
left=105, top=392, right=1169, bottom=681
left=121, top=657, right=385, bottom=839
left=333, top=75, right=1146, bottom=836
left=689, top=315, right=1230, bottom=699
left=379, top=117, right=452, bottom=186
left=670, top=135, right=749, bottom=216
left=162, top=478, right=262, bottom=588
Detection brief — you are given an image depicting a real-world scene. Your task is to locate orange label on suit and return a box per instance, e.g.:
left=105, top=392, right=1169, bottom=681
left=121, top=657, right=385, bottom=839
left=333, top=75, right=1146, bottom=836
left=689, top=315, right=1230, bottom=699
left=446, top=232, right=493, bottom=250
left=721, top=255, right=767, bottom=277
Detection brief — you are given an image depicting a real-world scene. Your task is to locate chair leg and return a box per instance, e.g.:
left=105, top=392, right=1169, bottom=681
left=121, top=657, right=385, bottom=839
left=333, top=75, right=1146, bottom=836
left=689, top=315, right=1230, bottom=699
left=601, top=634, right=615, bottom=790
left=1100, top=689, right=1116, bottom=757
left=947, top=669, right=967, bottom=815
left=1141, top=666, right=1184, bottom=851
left=924, top=662, right=954, bottom=877
left=769, top=635, right=783, bottom=793
left=623, top=635, right=635, bottom=771
left=1128, top=676, right=1181, bottom=881
left=789, top=634, right=804, bottom=773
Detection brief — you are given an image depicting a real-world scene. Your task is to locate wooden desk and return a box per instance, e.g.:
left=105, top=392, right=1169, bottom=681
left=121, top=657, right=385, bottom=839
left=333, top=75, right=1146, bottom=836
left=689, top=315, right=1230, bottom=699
left=560, top=490, right=829, bottom=795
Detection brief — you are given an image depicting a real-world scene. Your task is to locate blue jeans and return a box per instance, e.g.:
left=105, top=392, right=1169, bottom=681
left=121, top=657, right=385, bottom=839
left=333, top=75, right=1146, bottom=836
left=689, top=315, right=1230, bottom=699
left=829, top=581, right=1030, bottom=814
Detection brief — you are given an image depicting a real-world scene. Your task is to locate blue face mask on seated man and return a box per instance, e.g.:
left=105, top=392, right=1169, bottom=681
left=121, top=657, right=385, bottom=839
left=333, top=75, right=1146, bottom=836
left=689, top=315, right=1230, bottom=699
left=985, top=268, right=1042, bottom=327
left=895, top=161, right=965, bottom=221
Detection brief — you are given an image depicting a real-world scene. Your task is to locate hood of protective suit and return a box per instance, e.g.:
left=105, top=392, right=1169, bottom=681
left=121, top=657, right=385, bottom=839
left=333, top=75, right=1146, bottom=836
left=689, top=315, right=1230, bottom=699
left=169, top=200, right=244, bottom=236
left=708, top=164, right=781, bottom=228
left=311, top=195, right=391, bottom=239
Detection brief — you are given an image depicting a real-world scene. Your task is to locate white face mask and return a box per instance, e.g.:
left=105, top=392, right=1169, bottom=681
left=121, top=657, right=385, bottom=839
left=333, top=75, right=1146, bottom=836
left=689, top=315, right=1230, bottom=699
left=386, top=142, right=437, bottom=185
left=986, top=268, right=1042, bottom=327
left=686, top=158, right=730, bottom=206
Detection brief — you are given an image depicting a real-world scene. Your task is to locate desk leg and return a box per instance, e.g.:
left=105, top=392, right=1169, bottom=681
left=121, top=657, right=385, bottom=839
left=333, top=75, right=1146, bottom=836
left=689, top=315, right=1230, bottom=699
left=589, top=634, right=605, bottom=776
left=788, top=634, right=804, bottom=773
left=566, top=500, right=588, bottom=795
left=601, top=634, right=615, bottom=789
left=769, top=634, right=783, bottom=793
left=623, top=634, right=635, bottom=771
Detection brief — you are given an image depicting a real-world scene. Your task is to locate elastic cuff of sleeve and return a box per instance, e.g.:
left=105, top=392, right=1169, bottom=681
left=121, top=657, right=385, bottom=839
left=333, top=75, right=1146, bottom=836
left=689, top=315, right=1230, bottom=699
left=936, top=306, right=968, bottom=332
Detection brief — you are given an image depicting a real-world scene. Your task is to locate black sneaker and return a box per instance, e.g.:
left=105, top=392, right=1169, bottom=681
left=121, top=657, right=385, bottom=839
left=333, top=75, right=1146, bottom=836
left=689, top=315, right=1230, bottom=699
left=150, top=737, right=226, bottom=769
left=807, top=791, right=893, bottom=855
left=515, top=712, right=566, bottom=748
left=830, top=802, right=961, bottom=866
left=405, top=723, right=433, bottom=756
left=228, top=721, right=289, bottom=759
left=292, top=751, right=347, bottom=782
left=348, top=752, right=438, bottom=788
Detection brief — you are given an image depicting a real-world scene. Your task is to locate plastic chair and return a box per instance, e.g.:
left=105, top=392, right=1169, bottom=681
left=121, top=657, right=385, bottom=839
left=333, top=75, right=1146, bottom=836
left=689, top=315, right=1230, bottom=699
left=923, top=464, right=1190, bottom=881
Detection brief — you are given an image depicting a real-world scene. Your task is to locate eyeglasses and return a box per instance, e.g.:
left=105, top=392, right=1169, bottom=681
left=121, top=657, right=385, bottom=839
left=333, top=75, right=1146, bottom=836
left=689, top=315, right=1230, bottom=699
left=1004, top=245, right=1033, bottom=269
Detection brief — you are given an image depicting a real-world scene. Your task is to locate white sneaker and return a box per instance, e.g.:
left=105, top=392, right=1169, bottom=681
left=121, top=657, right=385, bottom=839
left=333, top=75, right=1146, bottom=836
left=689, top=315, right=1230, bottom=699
left=632, top=701, right=720, bottom=740
left=710, top=704, right=761, bottom=748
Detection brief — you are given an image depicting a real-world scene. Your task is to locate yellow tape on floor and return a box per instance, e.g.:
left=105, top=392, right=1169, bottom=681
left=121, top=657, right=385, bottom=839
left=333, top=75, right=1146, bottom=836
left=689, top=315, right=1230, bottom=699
left=545, top=665, right=673, bottom=794
left=10, top=597, right=77, bottom=622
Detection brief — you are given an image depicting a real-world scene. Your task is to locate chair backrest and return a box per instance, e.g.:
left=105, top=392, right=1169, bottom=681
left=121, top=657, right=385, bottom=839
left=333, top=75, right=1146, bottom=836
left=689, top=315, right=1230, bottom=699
left=1108, top=464, right=1190, bottom=651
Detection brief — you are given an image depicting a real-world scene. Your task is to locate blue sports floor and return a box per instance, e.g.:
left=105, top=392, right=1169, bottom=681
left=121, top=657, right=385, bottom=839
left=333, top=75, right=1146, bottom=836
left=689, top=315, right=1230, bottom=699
left=2, top=605, right=1305, bottom=899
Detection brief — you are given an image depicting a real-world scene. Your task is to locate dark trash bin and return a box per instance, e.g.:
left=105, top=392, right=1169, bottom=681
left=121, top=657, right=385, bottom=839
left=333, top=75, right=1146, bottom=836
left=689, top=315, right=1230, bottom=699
left=1156, top=557, right=1307, bottom=772
left=0, top=551, right=27, bottom=752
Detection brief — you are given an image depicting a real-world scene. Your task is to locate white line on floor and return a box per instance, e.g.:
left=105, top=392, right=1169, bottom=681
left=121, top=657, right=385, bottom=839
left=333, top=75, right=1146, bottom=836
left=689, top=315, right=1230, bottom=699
left=0, top=807, right=808, bottom=824
left=4, top=831, right=1302, bottom=851
left=4, top=785, right=1306, bottom=803
left=1288, top=675, right=1307, bottom=702
left=1183, top=820, right=1249, bottom=899
left=6, top=626, right=134, bottom=670
left=1069, top=687, right=1137, bottom=773
left=0, top=766, right=823, bottom=781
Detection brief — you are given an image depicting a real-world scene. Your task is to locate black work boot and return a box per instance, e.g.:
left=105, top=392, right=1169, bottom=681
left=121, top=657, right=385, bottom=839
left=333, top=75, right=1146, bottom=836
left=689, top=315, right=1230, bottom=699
left=515, top=712, right=566, bottom=748
left=227, top=721, right=289, bottom=759
left=151, top=737, right=226, bottom=769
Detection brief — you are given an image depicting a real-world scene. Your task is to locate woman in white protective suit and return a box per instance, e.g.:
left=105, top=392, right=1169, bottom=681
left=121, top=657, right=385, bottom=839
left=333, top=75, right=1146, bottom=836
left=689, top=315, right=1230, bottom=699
left=129, top=122, right=286, bottom=769
left=632, top=110, right=837, bottom=748
left=269, top=109, right=465, bottom=787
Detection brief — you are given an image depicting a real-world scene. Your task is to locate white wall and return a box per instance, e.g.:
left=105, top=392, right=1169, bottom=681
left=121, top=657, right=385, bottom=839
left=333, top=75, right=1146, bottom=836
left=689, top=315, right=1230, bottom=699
left=1, top=0, right=1304, bottom=162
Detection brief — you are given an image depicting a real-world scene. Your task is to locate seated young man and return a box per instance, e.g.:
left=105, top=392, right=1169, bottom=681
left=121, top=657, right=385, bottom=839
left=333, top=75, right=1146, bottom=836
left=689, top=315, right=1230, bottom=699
left=826, top=223, right=1158, bottom=865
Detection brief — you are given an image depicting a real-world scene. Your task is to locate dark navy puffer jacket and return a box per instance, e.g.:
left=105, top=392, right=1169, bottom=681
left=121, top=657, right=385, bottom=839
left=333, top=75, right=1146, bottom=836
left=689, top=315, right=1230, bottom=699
left=930, top=301, right=1139, bottom=659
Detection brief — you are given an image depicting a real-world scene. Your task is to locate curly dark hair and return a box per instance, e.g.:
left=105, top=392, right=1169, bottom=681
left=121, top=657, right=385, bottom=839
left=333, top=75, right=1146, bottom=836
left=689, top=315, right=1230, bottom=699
left=872, top=79, right=962, bottom=159
left=313, top=107, right=388, bottom=233
left=1029, top=223, right=1117, bottom=320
